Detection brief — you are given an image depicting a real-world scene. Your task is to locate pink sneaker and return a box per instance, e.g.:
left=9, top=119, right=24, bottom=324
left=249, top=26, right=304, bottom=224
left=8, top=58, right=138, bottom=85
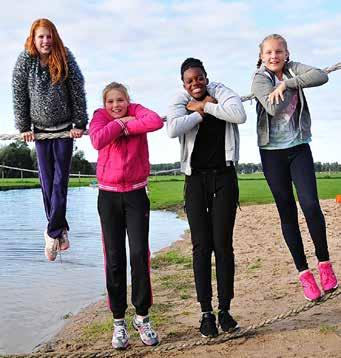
left=299, top=270, right=321, bottom=301
left=318, top=262, right=338, bottom=293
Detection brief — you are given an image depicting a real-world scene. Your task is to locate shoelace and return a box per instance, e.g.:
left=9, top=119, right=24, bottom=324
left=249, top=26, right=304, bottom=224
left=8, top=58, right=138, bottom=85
left=139, top=321, right=156, bottom=338
left=115, top=324, right=127, bottom=340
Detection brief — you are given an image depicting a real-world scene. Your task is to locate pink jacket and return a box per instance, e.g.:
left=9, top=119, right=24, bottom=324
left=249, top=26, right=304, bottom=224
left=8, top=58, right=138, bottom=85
left=89, top=103, right=163, bottom=192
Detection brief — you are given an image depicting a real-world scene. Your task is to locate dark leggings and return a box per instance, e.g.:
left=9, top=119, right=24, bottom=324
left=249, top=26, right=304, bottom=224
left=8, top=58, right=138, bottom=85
left=260, top=143, right=329, bottom=272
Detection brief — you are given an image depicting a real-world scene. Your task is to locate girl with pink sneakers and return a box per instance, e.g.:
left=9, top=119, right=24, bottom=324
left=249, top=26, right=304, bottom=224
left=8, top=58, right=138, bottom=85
left=90, top=82, right=163, bottom=349
left=251, top=34, right=338, bottom=301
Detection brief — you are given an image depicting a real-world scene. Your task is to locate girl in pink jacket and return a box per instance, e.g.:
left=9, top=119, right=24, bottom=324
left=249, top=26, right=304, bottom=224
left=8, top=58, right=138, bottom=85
left=89, top=82, right=163, bottom=350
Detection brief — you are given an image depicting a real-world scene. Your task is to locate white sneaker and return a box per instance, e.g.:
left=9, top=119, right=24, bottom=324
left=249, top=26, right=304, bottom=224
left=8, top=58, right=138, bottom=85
left=44, top=231, right=59, bottom=261
left=112, top=319, right=129, bottom=350
left=132, top=315, right=159, bottom=346
left=59, top=229, right=70, bottom=251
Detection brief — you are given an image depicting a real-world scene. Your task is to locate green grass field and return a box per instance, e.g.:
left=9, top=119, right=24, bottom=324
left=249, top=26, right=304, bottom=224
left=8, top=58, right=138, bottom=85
left=1, top=174, right=340, bottom=210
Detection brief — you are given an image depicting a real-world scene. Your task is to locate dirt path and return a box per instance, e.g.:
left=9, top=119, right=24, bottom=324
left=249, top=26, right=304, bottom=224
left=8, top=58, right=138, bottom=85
left=8, top=200, right=341, bottom=358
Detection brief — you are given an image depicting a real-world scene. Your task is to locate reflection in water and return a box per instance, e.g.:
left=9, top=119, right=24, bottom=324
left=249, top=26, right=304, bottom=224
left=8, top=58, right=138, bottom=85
left=0, top=187, right=188, bottom=355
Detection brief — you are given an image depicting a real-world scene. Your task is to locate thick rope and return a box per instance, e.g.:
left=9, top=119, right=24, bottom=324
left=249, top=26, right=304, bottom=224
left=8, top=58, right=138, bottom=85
left=11, top=287, right=340, bottom=357
left=1, top=62, right=341, bottom=142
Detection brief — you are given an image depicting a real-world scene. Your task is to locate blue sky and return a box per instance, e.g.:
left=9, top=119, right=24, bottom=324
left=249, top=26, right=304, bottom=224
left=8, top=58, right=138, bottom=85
left=0, top=0, right=340, bottom=164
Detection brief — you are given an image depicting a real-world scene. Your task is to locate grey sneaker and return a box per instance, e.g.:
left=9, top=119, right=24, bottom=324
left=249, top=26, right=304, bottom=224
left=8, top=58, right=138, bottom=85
left=59, top=229, right=70, bottom=251
left=112, top=319, right=129, bottom=350
left=132, top=315, right=159, bottom=346
left=44, top=231, right=59, bottom=261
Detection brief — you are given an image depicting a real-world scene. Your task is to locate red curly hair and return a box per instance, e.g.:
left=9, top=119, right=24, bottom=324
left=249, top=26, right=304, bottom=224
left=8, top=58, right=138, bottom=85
left=25, top=18, right=68, bottom=84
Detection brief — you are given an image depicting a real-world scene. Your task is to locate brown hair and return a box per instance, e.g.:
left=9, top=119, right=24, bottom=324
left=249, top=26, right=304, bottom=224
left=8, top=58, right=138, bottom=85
left=256, top=34, right=290, bottom=68
left=25, top=18, right=68, bottom=84
left=102, top=82, right=130, bottom=106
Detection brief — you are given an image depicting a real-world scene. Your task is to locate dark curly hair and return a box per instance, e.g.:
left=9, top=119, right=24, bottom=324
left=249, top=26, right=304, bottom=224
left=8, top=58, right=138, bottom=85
left=180, top=57, right=207, bottom=80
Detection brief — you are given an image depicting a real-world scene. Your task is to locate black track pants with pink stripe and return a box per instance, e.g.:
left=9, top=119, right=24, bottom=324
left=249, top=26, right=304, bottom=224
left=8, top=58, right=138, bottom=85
left=98, top=188, right=152, bottom=319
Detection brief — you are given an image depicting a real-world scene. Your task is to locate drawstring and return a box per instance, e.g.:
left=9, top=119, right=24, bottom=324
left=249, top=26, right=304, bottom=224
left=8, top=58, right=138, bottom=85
left=203, top=173, right=209, bottom=213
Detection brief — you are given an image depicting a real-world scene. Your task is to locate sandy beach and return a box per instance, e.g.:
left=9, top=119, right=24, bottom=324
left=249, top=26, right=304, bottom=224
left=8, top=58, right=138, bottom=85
left=8, top=199, right=341, bottom=358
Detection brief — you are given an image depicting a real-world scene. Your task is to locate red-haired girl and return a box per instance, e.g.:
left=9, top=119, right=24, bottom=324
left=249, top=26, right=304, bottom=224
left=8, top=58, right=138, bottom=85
left=12, top=19, right=88, bottom=261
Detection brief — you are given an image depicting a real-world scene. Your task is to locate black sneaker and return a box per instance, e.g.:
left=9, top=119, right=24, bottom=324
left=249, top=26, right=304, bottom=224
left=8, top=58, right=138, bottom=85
left=199, top=312, right=218, bottom=338
left=218, top=310, right=239, bottom=333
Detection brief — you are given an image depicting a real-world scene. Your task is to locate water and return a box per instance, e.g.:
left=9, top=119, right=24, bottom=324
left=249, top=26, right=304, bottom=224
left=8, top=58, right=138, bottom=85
left=0, top=187, right=188, bottom=355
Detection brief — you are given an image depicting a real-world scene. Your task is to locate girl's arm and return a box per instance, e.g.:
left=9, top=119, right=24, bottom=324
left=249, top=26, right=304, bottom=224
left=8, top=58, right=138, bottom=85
left=66, top=49, right=89, bottom=130
left=167, top=91, right=203, bottom=138
left=124, top=104, right=164, bottom=135
left=204, top=82, right=247, bottom=124
left=12, top=51, right=31, bottom=133
left=251, top=72, right=293, bottom=116
left=89, top=109, right=126, bottom=150
left=285, top=62, right=328, bottom=89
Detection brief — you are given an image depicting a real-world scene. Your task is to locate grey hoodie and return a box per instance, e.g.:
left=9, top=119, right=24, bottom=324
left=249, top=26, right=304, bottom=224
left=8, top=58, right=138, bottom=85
left=251, top=61, right=328, bottom=147
left=167, top=82, right=246, bottom=175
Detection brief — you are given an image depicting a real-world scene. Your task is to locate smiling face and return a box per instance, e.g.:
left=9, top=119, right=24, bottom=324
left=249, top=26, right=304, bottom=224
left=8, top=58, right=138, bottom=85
left=182, top=67, right=209, bottom=100
left=105, top=89, right=129, bottom=119
left=33, top=27, right=53, bottom=59
left=261, top=38, right=289, bottom=77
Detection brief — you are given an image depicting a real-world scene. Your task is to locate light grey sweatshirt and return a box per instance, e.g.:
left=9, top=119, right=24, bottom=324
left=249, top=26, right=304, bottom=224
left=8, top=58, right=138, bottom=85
left=167, top=82, right=246, bottom=175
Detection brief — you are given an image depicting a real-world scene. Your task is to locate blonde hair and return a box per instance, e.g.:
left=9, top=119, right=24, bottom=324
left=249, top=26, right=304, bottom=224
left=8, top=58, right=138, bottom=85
left=256, top=34, right=289, bottom=68
left=102, top=82, right=130, bottom=106
left=25, top=18, right=68, bottom=84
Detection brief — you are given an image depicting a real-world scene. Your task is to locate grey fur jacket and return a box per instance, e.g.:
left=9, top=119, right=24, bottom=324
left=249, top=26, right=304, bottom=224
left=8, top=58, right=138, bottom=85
left=12, top=48, right=88, bottom=132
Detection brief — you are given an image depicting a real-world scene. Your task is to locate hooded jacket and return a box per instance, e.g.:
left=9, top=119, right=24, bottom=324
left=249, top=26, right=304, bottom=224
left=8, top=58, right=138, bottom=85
left=90, top=104, right=163, bottom=192
left=251, top=61, right=328, bottom=147
left=167, top=82, right=246, bottom=175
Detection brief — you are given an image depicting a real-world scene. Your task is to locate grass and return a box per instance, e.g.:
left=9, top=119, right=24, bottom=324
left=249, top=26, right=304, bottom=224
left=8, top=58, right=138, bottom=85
left=151, top=250, right=192, bottom=269
left=1, top=173, right=341, bottom=209
left=319, top=324, right=338, bottom=334
left=247, top=258, right=262, bottom=271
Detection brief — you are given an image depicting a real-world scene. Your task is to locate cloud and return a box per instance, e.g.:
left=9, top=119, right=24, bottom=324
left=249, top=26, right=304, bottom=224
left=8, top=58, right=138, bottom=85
left=0, top=0, right=341, bottom=163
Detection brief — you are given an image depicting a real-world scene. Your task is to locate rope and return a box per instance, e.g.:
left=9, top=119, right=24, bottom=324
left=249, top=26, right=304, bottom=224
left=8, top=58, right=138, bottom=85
left=15, top=287, right=340, bottom=357
left=1, top=62, right=340, bottom=142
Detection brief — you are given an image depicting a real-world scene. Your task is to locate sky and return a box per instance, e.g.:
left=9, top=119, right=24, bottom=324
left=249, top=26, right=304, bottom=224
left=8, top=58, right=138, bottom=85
left=0, top=0, right=340, bottom=165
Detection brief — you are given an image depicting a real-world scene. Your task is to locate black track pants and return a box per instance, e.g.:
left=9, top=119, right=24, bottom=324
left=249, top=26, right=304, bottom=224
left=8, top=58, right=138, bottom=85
left=98, top=188, right=152, bottom=319
left=185, top=166, right=239, bottom=312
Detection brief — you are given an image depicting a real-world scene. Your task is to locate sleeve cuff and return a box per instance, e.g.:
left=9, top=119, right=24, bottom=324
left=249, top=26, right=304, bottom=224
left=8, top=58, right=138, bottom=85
left=116, top=119, right=129, bottom=135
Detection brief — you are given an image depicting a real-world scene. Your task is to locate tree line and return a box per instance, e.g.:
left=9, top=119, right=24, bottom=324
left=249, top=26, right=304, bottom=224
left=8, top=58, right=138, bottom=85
left=0, top=141, right=94, bottom=178
left=150, top=161, right=341, bottom=175
left=1, top=142, right=340, bottom=178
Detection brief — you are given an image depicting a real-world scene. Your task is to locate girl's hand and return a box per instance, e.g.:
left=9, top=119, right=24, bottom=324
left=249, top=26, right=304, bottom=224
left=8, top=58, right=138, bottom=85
left=203, top=95, right=217, bottom=105
left=186, top=100, right=204, bottom=112
left=119, top=116, right=135, bottom=123
left=268, top=82, right=286, bottom=104
left=70, top=128, right=84, bottom=138
left=21, top=131, right=35, bottom=142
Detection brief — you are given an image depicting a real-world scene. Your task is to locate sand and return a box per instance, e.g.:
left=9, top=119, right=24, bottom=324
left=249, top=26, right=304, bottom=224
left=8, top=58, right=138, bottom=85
left=9, top=199, right=341, bottom=358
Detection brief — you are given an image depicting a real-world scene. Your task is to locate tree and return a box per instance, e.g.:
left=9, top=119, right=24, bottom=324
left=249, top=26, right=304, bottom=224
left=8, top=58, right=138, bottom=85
left=71, top=150, right=95, bottom=175
left=0, top=141, right=34, bottom=178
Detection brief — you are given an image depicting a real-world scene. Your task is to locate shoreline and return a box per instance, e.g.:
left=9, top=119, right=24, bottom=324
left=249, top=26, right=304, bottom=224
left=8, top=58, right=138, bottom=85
left=6, top=200, right=341, bottom=357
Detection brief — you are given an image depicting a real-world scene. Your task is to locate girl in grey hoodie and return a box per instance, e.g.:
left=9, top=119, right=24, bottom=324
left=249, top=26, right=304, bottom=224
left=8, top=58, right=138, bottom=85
left=167, top=58, right=246, bottom=338
left=251, top=34, right=338, bottom=301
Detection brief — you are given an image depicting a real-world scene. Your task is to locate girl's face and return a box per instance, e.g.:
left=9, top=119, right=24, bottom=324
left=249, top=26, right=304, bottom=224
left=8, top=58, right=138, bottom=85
left=34, top=27, right=53, bottom=58
left=261, top=38, right=288, bottom=76
left=105, top=89, right=129, bottom=119
left=183, top=67, right=208, bottom=100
